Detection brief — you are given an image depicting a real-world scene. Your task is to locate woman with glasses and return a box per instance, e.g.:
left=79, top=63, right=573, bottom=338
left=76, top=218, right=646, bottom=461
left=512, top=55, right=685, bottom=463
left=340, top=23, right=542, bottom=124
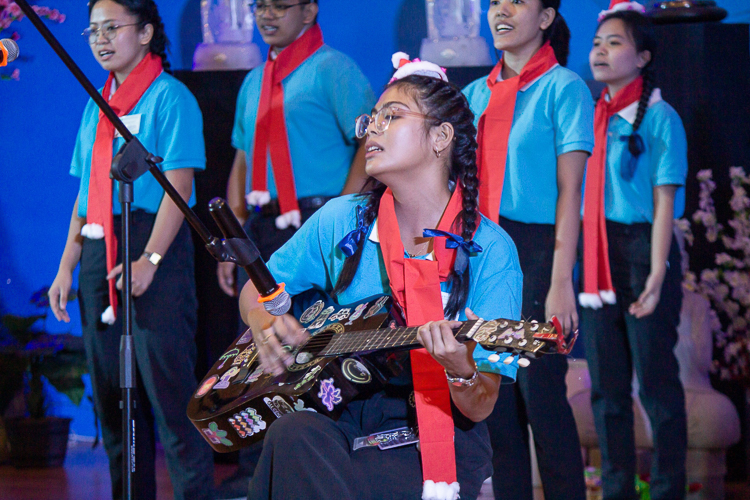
left=237, top=56, right=522, bottom=500
left=461, top=0, right=593, bottom=498
left=47, top=1, right=213, bottom=499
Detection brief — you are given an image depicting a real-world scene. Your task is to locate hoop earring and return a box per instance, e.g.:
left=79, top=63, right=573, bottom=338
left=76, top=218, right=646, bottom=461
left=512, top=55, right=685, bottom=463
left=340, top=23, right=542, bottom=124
left=434, top=147, right=441, bottom=158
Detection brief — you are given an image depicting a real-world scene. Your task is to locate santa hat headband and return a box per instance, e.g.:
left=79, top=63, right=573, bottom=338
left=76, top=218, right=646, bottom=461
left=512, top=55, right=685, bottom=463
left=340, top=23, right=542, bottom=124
left=389, top=52, right=448, bottom=83
left=597, top=0, right=646, bottom=22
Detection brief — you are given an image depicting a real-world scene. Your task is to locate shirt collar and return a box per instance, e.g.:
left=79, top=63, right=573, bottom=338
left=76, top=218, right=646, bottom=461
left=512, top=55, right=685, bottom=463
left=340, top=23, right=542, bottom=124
left=614, top=87, right=663, bottom=124
left=367, top=219, right=435, bottom=260
left=495, top=63, right=558, bottom=92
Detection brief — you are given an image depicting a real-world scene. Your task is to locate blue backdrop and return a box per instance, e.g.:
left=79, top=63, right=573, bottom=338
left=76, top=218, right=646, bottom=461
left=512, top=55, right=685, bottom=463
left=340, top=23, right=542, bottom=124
left=1, top=0, right=748, bottom=437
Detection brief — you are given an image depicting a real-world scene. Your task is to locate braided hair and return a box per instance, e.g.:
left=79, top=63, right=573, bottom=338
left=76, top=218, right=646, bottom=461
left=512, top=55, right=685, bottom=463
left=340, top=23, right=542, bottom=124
left=599, top=10, right=657, bottom=160
left=332, top=75, right=480, bottom=319
left=89, top=0, right=172, bottom=73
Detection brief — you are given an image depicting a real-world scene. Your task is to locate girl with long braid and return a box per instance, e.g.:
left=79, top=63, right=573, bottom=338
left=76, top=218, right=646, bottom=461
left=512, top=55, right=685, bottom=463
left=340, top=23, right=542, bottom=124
left=47, top=1, right=213, bottom=498
left=581, top=2, right=688, bottom=498
left=462, top=1, right=593, bottom=498
left=238, top=57, right=522, bottom=500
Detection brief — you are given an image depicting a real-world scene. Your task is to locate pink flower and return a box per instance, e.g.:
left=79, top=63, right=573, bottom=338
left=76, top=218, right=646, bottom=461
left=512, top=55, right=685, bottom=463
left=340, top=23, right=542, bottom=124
left=697, top=169, right=713, bottom=182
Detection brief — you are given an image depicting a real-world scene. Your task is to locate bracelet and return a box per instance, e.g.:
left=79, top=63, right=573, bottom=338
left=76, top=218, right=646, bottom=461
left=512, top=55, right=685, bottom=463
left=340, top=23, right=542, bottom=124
left=445, top=366, right=479, bottom=388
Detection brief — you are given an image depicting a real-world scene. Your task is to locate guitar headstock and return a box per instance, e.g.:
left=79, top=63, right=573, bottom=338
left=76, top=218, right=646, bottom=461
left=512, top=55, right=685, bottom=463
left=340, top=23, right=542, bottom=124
left=462, top=316, right=577, bottom=357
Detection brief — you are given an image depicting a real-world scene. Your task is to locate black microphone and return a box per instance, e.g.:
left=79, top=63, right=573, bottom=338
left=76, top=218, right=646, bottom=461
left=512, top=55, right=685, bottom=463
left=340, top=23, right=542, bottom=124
left=0, top=39, right=20, bottom=67
left=208, top=198, right=291, bottom=316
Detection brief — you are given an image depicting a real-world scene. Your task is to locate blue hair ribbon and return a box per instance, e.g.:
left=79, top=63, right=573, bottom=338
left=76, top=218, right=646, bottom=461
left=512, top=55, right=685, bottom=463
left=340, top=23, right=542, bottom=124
left=337, top=206, right=369, bottom=257
left=422, top=229, right=483, bottom=275
left=619, top=133, right=644, bottom=181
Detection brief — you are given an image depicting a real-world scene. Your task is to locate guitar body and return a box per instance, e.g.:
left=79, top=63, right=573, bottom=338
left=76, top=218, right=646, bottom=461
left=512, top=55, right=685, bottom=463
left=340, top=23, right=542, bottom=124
left=187, top=289, right=403, bottom=453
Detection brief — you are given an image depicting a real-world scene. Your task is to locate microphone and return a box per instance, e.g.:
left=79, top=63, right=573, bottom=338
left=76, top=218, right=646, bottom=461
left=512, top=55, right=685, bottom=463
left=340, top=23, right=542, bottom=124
left=0, top=39, right=20, bottom=67
left=208, top=198, right=292, bottom=316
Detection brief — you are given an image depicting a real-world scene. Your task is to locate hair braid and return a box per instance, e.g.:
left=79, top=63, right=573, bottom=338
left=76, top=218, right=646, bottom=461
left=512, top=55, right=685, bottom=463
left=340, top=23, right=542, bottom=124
left=627, top=66, right=654, bottom=158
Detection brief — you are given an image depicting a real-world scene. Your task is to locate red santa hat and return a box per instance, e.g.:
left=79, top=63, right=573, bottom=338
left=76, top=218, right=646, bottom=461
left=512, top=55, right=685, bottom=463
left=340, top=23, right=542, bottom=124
left=597, top=0, right=646, bottom=22
left=390, top=52, right=448, bottom=83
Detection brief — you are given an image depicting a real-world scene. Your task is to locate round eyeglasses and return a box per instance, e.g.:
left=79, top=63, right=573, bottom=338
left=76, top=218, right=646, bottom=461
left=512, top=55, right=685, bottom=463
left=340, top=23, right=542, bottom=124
left=82, top=23, right=140, bottom=44
left=355, top=106, right=432, bottom=139
left=249, top=1, right=311, bottom=18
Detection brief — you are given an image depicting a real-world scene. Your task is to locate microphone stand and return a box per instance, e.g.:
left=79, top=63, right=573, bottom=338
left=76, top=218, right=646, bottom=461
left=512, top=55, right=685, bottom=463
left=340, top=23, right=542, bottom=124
left=14, top=2, right=281, bottom=498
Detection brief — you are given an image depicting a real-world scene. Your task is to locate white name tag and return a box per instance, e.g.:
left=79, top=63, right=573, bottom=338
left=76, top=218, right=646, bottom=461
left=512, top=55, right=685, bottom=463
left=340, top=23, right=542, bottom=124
left=115, top=114, right=142, bottom=138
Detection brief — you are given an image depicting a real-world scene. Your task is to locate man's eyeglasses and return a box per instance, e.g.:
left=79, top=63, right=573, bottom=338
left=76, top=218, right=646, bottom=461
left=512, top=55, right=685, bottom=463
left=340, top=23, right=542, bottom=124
left=82, top=23, right=140, bottom=44
left=355, top=105, right=432, bottom=139
left=248, top=1, right=311, bottom=18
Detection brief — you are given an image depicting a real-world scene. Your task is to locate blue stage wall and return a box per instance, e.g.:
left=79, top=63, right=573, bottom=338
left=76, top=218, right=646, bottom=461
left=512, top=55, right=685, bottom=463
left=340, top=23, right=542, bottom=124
left=1, top=0, right=748, bottom=437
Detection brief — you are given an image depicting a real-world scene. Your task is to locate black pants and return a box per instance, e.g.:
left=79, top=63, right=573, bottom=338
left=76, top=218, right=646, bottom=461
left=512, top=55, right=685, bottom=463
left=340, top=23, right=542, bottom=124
left=581, top=221, right=686, bottom=500
left=248, top=389, right=492, bottom=500
left=485, top=217, right=586, bottom=500
left=78, top=212, right=213, bottom=500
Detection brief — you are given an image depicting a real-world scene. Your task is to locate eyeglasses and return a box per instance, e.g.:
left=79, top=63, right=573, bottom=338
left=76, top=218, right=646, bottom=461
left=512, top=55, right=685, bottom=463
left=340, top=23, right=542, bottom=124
left=355, top=105, right=432, bottom=139
left=82, top=23, right=140, bottom=44
left=248, top=1, right=311, bottom=18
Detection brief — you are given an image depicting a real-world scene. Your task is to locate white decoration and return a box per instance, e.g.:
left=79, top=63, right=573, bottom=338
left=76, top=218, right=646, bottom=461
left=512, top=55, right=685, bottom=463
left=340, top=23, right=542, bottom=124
left=275, top=210, right=301, bottom=230
left=101, top=305, right=115, bottom=325
left=392, top=51, right=410, bottom=69
left=81, top=223, right=105, bottom=240
left=246, top=190, right=271, bottom=207
left=422, top=480, right=460, bottom=500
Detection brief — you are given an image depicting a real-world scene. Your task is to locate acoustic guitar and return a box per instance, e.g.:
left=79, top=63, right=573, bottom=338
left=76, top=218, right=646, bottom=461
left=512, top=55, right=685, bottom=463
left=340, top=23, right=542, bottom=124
left=187, top=288, right=576, bottom=452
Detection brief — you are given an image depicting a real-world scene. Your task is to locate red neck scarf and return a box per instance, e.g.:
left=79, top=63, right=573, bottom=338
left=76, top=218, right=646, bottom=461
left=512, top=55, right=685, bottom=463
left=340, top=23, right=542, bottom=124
left=476, top=42, right=558, bottom=223
left=251, top=24, right=324, bottom=216
left=88, top=53, right=163, bottom=319
left=581, top=76, right=643, bottom=306
left=378, top=187, right=469, bottom=492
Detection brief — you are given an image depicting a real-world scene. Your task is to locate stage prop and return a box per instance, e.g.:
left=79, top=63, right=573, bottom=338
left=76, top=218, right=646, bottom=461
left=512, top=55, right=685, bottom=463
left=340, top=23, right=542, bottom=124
left=420, top=0, right=491, bottom=67
left=193, top=0, right=261, bottom=71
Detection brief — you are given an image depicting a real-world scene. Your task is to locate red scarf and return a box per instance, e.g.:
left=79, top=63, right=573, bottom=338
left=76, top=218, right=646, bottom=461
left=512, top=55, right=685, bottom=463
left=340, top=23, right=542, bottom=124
left=251, top=24, right=324, bottom=216
left=581, top=76, right=643, bottom=305
left=87, top=53, right=163, bottom=319
left=476, top=42, right=558, bottom=223
left=378, top=187, right=470, bottom=490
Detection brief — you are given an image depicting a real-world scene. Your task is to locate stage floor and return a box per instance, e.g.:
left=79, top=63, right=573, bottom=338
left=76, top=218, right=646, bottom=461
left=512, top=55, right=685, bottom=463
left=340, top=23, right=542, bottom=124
left=0, top=438, right=748, bottom=500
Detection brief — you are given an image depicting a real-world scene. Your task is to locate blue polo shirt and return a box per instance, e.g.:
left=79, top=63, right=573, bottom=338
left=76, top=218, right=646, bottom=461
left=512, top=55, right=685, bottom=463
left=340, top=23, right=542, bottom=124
left=463, top=65, right=595, bottom=224
left=71, top=72, right=205, bottom=217
left=232, top=46, right=375, bottom=198
left=599, top=94, right=688, bottom=223
left=267, top=194, right=524, bottom=380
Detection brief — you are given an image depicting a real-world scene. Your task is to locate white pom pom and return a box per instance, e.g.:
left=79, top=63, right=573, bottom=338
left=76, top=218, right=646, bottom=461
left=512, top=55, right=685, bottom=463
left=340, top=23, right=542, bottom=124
left=422, top=481, right=460, bottom=500
left=599, top=290, right=617, bottom=305
left=578, top=292, right=603, bottom=309
left=101, top=305, right=116, bottom=325
left=275, top=210, right=301, bottom=230
left=392, top=51, right=410, bottom=69
left=81, top=223, right=105, bottom=240
left=246, top=190, right=271, bottom=207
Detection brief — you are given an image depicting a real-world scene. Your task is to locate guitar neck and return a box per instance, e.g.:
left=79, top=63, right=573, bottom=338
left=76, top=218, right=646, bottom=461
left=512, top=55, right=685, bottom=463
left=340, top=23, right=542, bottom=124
left=319, top=320, right=478, bottom=357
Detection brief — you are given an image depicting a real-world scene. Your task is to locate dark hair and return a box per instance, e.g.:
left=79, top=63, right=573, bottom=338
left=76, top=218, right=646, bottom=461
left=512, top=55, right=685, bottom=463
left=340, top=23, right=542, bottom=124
left=332, top=75, right=480, bottom=319
left=541, top=0, right=570, bottom=67
left=89, top=0, right=171, bottom=73
left=598, top=10, right=656, bottom=161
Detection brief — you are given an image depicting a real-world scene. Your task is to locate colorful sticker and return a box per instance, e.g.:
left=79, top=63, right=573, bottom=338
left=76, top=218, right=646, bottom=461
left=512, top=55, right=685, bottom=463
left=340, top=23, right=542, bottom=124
left=341, top=358, right=372, bottom=384
left=236, top=328, right=254, bottom=346
left=309, top=306, right=335, bottom=330
left=195, top=375, right=219, bottom=398
left=217, top=348, right=240, bottom=370
left=328, top=308, right=351, bottom=322
left=317, top=378, right=343, bottom=411
left=230, top=407, right=267, bottom=438
left=214, top=366, right=241, bottom=390
left=364, top=296, right=389, bottom=319
left=244, top=366, right=264, bottom=385
left=471, top=321, right=499, bottom=343
left=294, top=365, right=323, bottom=390
left=300, top=300, right=325, bottom=324
left=264, top=396, right=295, bottom=418
left=232, top=345, right=257, bottom=367
left=202, top=421, right=233, bottom=446
left=345, top=303, right=369, bottom=325
left=293, top=399, right=317, bottom=412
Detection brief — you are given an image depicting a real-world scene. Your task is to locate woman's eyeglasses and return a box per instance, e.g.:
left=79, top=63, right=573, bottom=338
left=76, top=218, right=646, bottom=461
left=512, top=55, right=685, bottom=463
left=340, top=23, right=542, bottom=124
left=355, top=106, right=432, bottom=139
left=248, top=1, right=311, bottom=18
left=82, top=23, right=140, bottom=44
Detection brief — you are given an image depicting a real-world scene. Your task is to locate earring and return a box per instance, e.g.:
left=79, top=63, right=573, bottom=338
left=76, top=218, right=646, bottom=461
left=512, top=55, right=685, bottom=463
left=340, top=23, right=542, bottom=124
left=434, top=147, right=441, bottom=158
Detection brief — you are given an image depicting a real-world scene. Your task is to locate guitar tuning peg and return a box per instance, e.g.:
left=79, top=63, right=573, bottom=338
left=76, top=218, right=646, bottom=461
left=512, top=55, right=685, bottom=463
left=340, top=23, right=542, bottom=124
left=503, top=356, right=515, bottom=365
left=518, top=358, right=531, bottom=368
left=488, top=353, right=501, bottom=363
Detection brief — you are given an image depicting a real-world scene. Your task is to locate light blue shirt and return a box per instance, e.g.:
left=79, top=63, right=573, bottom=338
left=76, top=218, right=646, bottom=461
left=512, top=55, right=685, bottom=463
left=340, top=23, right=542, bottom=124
left=463, top=66, right=595, bottom=224
left=232, top=46, right=375, bottom=198
left=599, top=96, right=688, bottom=223
left=267, top=194, right=524, bottom=381
left=71, top=72, right=205, bottom=217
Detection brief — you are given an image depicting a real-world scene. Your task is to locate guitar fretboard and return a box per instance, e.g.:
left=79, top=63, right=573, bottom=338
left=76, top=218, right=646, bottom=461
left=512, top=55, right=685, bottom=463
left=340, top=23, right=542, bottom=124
left=319, top=320, right=480, bottom=357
